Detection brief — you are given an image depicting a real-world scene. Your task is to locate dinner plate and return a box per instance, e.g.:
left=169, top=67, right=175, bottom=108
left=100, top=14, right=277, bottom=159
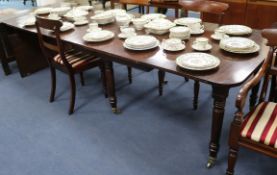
left=192, top=44, right=212, bottom=51
left=34, top=7, right=52, bottom=15
left=74, top=20, right=89, bottom=26
left=60, top=22, right=75, bottom=32
left=118, top=33, right=137, bottom=39
left=176, top=53, right=220, bottom=71
left=141, top=13, right=166, bottom=20
left=221, top=43, right=260, bottom=54
left=211, top=34, right=229, bottom=41
left=76, top=6, right=94, bottom=11
left=123, top=40, right=160, bottom=50
left=220, top=37, right=255, bottom=51
left=125, top=35, right=158, bottom=49
left=50, top=7, right=71, bottom=16
left=218, top=25, right=252, bottom=35
left=174, top=17, right=202, bottom=26
left=22, top=17, right=35, bottom=27
left=83, top=30, right=115, bottom=42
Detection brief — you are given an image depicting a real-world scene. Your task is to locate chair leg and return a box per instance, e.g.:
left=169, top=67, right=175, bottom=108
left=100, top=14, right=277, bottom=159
left=68, top=74, right=76, bottom=115
left=49, top=67, right=56, bottom=103
left=226, top=147, right=239, bottom=175
left=193, top=81, right=200, bottom=110
left=80, top=72, right=85, bottom=86
left=158, top=70, right=165, bottom=96
left=184, top=77, right=189, bottom=82
left=1, top=60, right=11, bottom=75
left=99, top=64, right=108, bottom=98
left=127, top=66, right=132, bottom=84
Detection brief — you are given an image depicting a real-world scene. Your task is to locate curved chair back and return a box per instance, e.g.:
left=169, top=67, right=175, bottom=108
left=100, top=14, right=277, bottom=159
left=179, top=0, right=229, bottom=25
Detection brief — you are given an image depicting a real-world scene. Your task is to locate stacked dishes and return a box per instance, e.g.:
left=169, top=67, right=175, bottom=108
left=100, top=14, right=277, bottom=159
left=176, top=53, right=220, bottom=71
left=83, top=30, right=115, bottom=42
left=141, top=13, right=166, bottom=21
left=218, top=25, right=252, bottom=35
left=219, top=37, right=260, bottom=54
left=60, top=22, right=75, bottom=32
left=64, top=8, right=88, bottom=21
left=34, top=7, right=53, bottom=15
left=91, top=11, right=115, bottom=25
left=123, top=35, right=159, bottom=50
left=174, top=17, right=204, bottom=35
left=144, top=18, right=176, bottom=35
left=22, top=16, right=35, bottom=27
left=76, top=6, right=94, bottom=11
left=169, top=26, right=190, bottom=40
left=106, top=9, right=127, bottom=16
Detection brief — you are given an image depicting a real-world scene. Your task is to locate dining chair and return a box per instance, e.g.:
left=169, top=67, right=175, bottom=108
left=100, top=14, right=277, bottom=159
left=167, top=0, right=229, bottom=109
left=35, top=16, right=107, bottom=115
left=269, top=22, right=277, bottom=102
left=226, top=28, right=277, bottom=175
left=120, top=0, right=150, bottom=14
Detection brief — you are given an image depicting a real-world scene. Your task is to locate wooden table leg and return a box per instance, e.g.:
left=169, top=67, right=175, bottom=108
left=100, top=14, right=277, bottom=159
left=104, top=61, right=120, bottom=114
left=206, top=85, right=229, bottom=168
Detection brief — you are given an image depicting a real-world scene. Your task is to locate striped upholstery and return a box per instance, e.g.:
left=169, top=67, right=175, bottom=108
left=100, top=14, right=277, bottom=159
left=53, top=49, right=98, bottom=70
left=241, top=102, right=277, bottom=148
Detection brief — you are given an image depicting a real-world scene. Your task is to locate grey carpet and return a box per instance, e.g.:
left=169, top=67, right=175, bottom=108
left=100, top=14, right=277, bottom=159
left=0, top=62, right=276, bottom=175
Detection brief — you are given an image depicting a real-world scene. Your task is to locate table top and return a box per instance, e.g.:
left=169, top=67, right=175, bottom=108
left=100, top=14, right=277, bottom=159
left=2, top=11, right=269, bottom=87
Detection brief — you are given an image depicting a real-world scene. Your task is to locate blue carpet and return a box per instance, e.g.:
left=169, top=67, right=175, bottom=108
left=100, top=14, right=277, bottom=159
left=0, top=61, right=276, bottom=175
left=0, top=0, right=35, bottom=9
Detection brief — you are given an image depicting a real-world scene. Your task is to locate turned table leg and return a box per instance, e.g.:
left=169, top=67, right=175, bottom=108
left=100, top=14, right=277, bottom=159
left=206, top=85, right=229, bottom=168
left=104, top=61, right=120, bottom=114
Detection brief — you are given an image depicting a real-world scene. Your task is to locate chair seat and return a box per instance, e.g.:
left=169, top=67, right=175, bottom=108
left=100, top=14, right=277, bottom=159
left=241, top=102, right=277, bottom=149
left=53, top=49, right=100, bottom=70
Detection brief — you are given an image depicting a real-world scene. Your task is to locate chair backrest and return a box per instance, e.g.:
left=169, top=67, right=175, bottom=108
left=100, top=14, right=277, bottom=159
left=179, top=0, right=229, bottom=25
left=35, top=16, right=72, bottom=70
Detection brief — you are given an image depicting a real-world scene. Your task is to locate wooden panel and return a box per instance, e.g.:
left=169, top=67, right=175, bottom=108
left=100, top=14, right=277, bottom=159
left=245, top=0, right=277, bottom=29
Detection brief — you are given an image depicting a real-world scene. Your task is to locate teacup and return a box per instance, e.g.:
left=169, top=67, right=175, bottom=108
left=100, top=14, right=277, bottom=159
left=214, top=29, right=225, bottom=39
left=88, top=22, right=101, bottom=31
left=162, top=38, right=183, bottom=49
left=187, top=22, right=204, bottom=32
left=193, top=37, right=209, bottom=49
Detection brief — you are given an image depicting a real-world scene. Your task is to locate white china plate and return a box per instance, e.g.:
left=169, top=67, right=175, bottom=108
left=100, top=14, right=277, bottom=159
left=190, top=29, right=204, bottom=35
left=125, top=35, right=158, bottom=49
left=83, top=30, right=115, bottom=42
left=123, top=41, right=160, bottom=50
left=176, top=53, right=220, bottom=71
left=50, top=7, right=71, bottom=16
left=174, top=17, right=202, bottom=26
left=211, top=34, right=229, bottom=41
left=192, top=44, right=212, bottom=51
left=76, top=6, right=94, bottom=11
left=221, top=43, right=260, bottom=54
left=86, top=28, right=102, bottom=32
left=118, top=33, right=137, bottom=39
left=161, top=44, right=185, bottom=51
left=220, top=37, right=255, bottom=50
left=34, top=7, right=52, bottom=15
left=60, top=22, right=75, bottom=32
left=218, top=25, right=252, bottom=35
left=74, top=20, right=89, bottom=26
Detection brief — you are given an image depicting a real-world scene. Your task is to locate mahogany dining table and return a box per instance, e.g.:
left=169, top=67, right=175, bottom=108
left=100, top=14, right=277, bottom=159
left=1, top=9, right=269, bottom=168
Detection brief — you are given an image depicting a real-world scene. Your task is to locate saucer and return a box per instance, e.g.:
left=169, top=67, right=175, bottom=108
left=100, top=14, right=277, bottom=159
left=86, top=28, right=102, bottom=32
left=74, top=20, right=89, bottom=26
left=161, top=44, right=185, bottom=52
left=118, top=33, right=137, bottom=39
left=211, top=34, right=229, bottom=41
left=192, top=44, right=212, bottom=51
left=190, top=29, right=205, bottom=35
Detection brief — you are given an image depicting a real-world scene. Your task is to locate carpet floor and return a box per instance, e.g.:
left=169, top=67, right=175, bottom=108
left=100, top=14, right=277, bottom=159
left=0, top=62, right=276, bottom=175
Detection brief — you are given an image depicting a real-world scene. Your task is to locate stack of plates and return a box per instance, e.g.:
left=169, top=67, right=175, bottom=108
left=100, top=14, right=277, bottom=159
left=174, top=17, right=202, bottom=26
left=144, top=18, right=176, bottom=35
left=34, top=7, right=53, bottom=15
left=64, top=9, right=88, bottom=21
left=83, top=30, right=115, bottom=42
left=220, top=37, right=260, bottom=54
left=218, top=25, right=252, bottom=35
left=123, top=35, right=159, bottom=50
left=169, top=26, right=190, bottom=40
left=176, top=53, right=220, bottom=71
left=50, top=7, right=71, bottom=16
left=22, top=17, right=35, bottom=27
left=76, top=6, right=93, bottom=11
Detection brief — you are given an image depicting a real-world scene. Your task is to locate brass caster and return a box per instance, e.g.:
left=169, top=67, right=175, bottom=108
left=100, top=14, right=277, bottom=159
left=206, top=156, right=216, bottom=169
left=112, top=108, right=121, bottom=114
